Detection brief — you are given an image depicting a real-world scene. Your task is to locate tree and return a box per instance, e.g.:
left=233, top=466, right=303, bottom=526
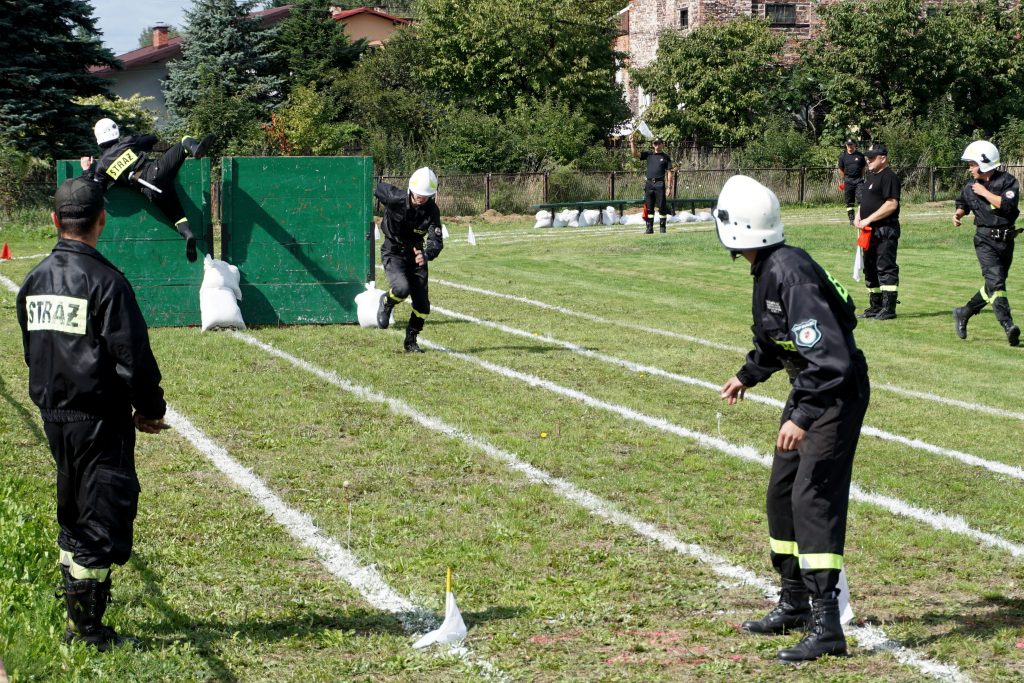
left=0, top=0, right=118, bottom=157
left=275, top=0, right=366, bottom=91
left=164, top=0, right=283, bottom=119
left=75, top=94, right=158, bottom=135
left=631, top=18, right=785, bottom=146
left=270, top=84, right=362, bottom=155
left=414, top=0, right=629, bottom=134
left=137, top=24, right=181, bottom=48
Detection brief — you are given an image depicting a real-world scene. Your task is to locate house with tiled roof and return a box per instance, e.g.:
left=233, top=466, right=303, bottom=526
left=92, top=6, right=409, bottom=125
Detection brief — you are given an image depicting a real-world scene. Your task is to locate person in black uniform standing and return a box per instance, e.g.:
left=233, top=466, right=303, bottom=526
left=716, top=175, right=870, bottom=662
left=854, top=143, right=902, bottom=320
left=17, top=178, right=169, bottom=650
left=630, top=135, right=673, bottom=233
left=837, top=139, right=866, bottom=225
left=953, top=140, right=1021, bottom=346
left=80, top=118, right=213, bottom=263
left=375, top=167, right=444, bottom=353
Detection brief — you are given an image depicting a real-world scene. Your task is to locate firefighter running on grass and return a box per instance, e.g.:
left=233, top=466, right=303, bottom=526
left=375, top=167, right=444, bottom=353
left=952, top=140, right=1021, bottom=347
left=716, top=175, right=870, bottom=662
left=81, top=118, right=213, bottom=263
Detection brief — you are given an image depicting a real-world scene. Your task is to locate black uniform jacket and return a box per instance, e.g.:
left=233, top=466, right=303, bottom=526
left=375, top=183, right=444, bottom=260
left=955, top=169, right=1021, bottom=230
left=640, top=151, right=672, bottom=182
left=735, top=245, right=864, bottom=431
left=84, top=134, right=159, bottom=191
left=17, top=240, right=165, bottom=422
left=837, top=151, right=866, bottom=180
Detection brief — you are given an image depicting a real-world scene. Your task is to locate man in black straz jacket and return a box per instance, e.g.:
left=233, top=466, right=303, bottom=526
left=80, top=117, right=213, bottom=263
left=375, top=167, right=444, bottom=353
left=17, top=178, right=169, bottom=651
left=953, top=140, right=1021, bottom=346
left=715, top=176, right=870, bottom=663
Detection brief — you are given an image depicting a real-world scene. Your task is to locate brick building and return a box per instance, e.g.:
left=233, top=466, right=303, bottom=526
left=618, top=0, right=952, bottom=114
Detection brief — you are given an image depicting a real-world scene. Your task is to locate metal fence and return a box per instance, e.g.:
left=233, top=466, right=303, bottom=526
left=7, top=165, right=1005, bottom=219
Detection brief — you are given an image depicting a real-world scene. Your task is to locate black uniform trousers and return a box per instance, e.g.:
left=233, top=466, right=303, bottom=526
left=45, top=414, right=140, bottom=569
left=382, top=248, right=430, bottom=332
left=965, top=233, right=1016, bottom=322
left=843, top=178, right=862, bottom=217
left=863, top=225, right=900, bottom=291
left=644, top=180, right=669, bottom=222
left=767, top=358, right=869, bottom=598
left=139, top=141, right=189, bottom=227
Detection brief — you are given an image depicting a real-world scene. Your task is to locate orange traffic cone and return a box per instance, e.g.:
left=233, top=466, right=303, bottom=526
left=0, top=243, right=11, bottom=260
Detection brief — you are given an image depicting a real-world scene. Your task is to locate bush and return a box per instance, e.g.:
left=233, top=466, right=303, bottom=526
left=0, top=146, right=52, bottom=218
left=732, top=117, right=815, bottom=168
left=74, top=94, right=158, bottom=135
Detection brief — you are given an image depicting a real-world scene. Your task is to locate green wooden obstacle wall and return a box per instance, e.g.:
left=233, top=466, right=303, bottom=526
left=56, top=159, right=212, bottom=327
left=220, top=157, right=374, bottom=325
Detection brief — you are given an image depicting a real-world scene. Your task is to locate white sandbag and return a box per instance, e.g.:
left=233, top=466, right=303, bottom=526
left=695, top=211, right=715, bottom=222
left=579, top=209, right=601, bottom=227
left=200, top=254, right=242, bottom=300
left=553, top=208, right=576, bottom=228
left=533, top=210, right=553, bottom=229
left=679, top=212, right=700, bottom=223
left=200, top=255, right=245, bottom=332
left=602, top=206, right=618, bottom=225
left=621, top=213, right=645, bottom=225
left=355, top=282, right=394, bottom=329
left=666, top=212, right=684, bottom=224
left=561, top=209, right=580, bottom=227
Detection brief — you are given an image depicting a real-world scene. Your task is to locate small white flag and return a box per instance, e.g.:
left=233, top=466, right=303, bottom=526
left=467, top=225, right=477, bottom=246
left=441, top=223, right=450, bottom=239
left=412, top=568, right=467, bottom=649
left=374, top=223, right=382, bottom=241
left=638, top=121, right=654, bottom=139
left=837, top=568, right=854, bottom=625
left=852, top=246, right=863, bottom=282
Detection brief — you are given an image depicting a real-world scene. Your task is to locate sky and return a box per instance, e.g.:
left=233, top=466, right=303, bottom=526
left=90, top=0, right=194, bottom=56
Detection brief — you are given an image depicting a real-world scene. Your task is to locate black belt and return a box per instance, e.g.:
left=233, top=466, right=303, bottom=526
left=981, top=227, right=1020, bottom=242
left=647, top=178, right=665, bottom=183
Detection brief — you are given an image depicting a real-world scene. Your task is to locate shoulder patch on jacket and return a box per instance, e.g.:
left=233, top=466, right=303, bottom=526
left=792, top=319, right=821, bottom=348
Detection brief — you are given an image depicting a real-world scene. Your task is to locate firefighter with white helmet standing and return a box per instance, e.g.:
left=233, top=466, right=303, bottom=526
left=953, top=140, right=1021, bottom=346
left=80, top=118, right=213, bottom=263
left=716, top=175, right=870, bottom=662
left=375, top=167, right=444, bottom=353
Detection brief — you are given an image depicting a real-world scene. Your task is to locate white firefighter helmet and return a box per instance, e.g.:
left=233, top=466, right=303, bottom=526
left=408, top=167, right=438, bottom=197
left=713, top=175, right=785, bottom=253
left=93, top=118, right=120, bottom=145
left=961, top=140, right=1000, bottom=173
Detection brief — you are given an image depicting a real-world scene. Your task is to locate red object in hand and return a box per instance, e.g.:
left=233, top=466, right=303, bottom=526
left=857, top=225, right=872, bottom=250
left=839, top=182, right=845, bottom=191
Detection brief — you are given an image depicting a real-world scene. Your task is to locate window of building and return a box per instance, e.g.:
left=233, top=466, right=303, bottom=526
left=680, top=8, right=689, bottom=27
left=765, top=3, right=796, bottom=26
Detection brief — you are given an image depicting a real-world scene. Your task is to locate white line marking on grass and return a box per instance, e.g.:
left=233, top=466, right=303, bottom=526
left=0, top=252, right=48, bottom=262
left=433, top=306, right=1024, bottom=482
left=231, top=333, right=968, bottom=683
left=0, top=274, right=21, bottom=292
left=431, top=277, right=1023, bottom=421
left=417, top=337, right=1024, bottom=559
left=163, top=405, right=507, bottom=681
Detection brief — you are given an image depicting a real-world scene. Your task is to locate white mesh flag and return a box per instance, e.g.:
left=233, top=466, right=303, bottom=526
left=467, top=225, right=477, bottom=246
left=837, top=568, right=854, bottom=625
left=441, top=223, right=450, bottom=239
left=374, top=223, right=382, bottom=241
left=852, top=246, right=863, bottom=282
left=638, top=121, right=654, bottom=139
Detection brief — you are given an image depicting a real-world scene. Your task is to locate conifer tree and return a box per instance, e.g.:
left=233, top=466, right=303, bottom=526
left=276, top=0, right=366, bottom=90
left=0, top=0, right=118, bottom=157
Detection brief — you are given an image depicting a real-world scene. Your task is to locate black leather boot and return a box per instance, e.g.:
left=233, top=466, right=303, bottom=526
left=741, top=579, right=810, bottom=634
left=777, top=596, right=847, bottom=661
left=377, top=292, right=396, bottom=329
left=874, top=291, right=898, bottom=320
left=60, top=566, right=138, bottom=652
left=1002, top=320, right=1021, bottom=347
left=659, top=218, right=667, bottom=233
left=174, top=220, right=197, bottom=262
left=183, top=134, right=215, bottom=159
left=404, top=327, right=424, bottom=353
left=858, top=293, right=883, bottom=319
left=644, top=219, right=654, bottom=234
left=953, top=307, right=972, bottom=340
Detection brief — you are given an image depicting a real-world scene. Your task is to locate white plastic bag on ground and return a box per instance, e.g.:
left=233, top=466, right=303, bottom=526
left=602, top=206, right=618, bottom=225
left=533, top=210, right=552, bottom=229
left=579, top=209, right=600, bottom=227
left=621, top=213, right=645, bottom=225
left=695, top=211, right=715, bottom=222
left=200, top=255, right=245, bottom=332
left=355, top=282, right=393, bottom=328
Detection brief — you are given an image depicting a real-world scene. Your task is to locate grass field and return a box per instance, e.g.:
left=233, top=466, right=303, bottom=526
left=2, top=201, right=1023, bottom=682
